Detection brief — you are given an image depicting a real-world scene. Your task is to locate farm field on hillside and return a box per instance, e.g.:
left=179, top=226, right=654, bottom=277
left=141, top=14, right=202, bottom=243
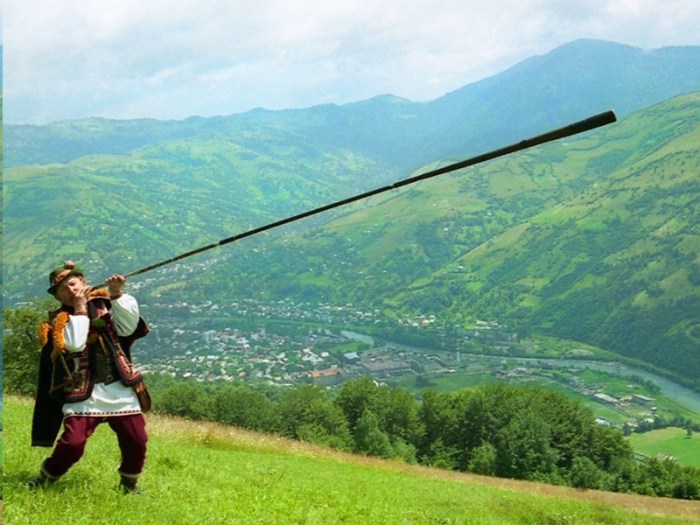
left=628, top=428, right=700, bottom=468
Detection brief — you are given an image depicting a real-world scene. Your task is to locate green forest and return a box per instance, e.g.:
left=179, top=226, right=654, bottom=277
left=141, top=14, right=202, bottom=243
left=151, top=376, right=700, bottom=499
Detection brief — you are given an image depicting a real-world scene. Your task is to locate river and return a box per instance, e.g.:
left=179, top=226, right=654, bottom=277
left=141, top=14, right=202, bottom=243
left=340, top=330, right=700, bottom=414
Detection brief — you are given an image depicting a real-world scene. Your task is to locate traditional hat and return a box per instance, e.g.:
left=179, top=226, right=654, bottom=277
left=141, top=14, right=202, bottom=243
left=47, top=261, right=84, bottom=295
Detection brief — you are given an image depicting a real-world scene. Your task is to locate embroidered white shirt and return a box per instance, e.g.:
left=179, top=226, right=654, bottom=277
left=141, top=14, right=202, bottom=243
left=61, top=293, right=142, bottom=417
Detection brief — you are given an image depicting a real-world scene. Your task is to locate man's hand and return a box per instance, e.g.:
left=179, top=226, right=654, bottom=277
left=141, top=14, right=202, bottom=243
left=71, top=282, right=91, bottom=313
left=106, top=274, right=126, bottom=298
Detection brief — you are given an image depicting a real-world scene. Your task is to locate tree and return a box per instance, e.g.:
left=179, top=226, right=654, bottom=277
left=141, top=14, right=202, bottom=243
left=3, top=298, right=57, bottom=395
left=523, top=387, right=593, bottom=471
left=158, top=381, right=213, bottom=421
left=447, top=387, right=492, bottom=470
left=212, top=385, right=281, bottom=432
left=278, top=385, right=352, bottom=450
left=468, top=442, right=497, bottom=476
left=586, top=423, right=632, bottom=471
left=381, top=386, right=423, bottom=449
left=671, top=468, right=700, bottom=500
left=416, top=389, right=457, bottom=466
left=353, top=409, right=394, bottom=458
left=414, top=375, right=432, bottom=388
left=569, top=456, right=610, bottom=490
left=495, top=408, right=559, bottom=480
left=334, top=377, right=382, bottom=432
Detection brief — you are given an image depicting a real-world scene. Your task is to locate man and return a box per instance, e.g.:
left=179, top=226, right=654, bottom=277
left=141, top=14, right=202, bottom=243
left=28, top=261, right=150, bottom=494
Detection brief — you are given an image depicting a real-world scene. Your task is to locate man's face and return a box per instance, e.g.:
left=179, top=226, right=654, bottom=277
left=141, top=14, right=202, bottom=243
left=54, top=276, right=87, bottom=306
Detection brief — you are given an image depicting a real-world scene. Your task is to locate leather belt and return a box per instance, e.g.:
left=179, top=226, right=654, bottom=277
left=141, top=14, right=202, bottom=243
left=94, top=373, right=119, bottom=386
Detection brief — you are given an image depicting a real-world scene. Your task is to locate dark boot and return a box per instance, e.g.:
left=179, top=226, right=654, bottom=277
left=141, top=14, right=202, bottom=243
left=120, top=479, right=142, bottom=495
left=25, top=471, right=54, bottom=488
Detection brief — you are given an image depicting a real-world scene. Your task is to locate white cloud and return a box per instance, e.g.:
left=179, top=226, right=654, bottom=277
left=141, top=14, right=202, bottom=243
left=4, top=0, right=700, bottom=124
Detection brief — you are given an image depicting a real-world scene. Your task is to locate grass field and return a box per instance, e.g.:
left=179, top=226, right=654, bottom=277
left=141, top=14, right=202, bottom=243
left=3, top=395, right=700, bottom=524
left=628, top=428, right=700, bottom=468
left=388, top=371, right=499, bottom=392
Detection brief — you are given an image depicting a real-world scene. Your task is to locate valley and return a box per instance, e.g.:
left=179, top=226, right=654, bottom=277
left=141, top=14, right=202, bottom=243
left=136, top=297, right=700, bottom=448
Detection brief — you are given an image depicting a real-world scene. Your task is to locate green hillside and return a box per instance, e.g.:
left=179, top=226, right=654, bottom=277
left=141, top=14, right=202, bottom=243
left=4, top=396, right=699, bottom=524
left=161, top=93, right=699, bottom=385
left=2, top=131, right=397, bottom=297
left=395, top=92, right=700, bottom=382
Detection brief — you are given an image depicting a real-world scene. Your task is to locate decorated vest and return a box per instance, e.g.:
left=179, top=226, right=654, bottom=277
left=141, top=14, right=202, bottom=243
left=37, top=290, right=143, bottom=403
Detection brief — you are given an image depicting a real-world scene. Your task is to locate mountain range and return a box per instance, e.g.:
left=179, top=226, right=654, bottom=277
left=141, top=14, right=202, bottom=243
left=5, top=39, right=700, bottom=171
left=3, top=38, right=700, bottom=385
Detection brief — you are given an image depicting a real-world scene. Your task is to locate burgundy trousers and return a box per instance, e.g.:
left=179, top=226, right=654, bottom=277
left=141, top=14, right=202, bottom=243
left=42, top=414, right=148, bottom=480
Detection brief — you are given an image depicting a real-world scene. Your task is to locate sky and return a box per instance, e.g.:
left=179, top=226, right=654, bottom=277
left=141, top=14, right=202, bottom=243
left=3, top=0, right=700, bottom=125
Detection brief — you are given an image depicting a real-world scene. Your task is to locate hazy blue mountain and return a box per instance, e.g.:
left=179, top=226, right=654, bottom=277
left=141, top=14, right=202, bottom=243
left=408, top=39, right=700, bottom=163
left=5, top=39, right=700, bottom=172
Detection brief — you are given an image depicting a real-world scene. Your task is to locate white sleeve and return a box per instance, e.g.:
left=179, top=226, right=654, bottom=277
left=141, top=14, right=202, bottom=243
left=63, top=315, right=90, bottom=353
left=110, top=293, right=141, bottom=337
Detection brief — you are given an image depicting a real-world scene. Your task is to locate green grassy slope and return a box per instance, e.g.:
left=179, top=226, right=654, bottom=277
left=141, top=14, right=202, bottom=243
left=4, top=396, right=700, bottom=524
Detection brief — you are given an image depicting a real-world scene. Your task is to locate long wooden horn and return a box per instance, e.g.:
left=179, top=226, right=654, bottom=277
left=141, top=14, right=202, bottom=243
left=95, top=110, right=616, bottom=287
